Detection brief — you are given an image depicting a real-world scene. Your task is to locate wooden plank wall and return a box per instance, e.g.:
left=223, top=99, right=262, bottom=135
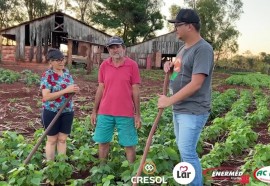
left=64, top=16, right=110, bottom=46
left=6, top=16, right=55, bottom=63
left=19, top=26, right=25, bottom=61
left=29, top=16, right=54, bottom=63
left=14, top=26, right=26, bottom=62
left=15, top=28, right=20, bottom=61
left=1, top=13, right=110, bottom=64
left=126, top=32, right=184, bottom=67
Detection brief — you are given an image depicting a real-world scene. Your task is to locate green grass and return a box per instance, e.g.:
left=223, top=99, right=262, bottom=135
left=83, top=67, right=98, bottom=81
left=140, top=69, right=165, bottom=81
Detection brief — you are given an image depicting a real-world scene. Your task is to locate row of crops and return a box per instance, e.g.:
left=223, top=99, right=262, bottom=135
left=0, top=68, right=40, bottom=86
left=201, top=89, right=270, bottom=185
left=1, top=71, right=270, bottom=185
left=0, top=98, right=178, bottom=186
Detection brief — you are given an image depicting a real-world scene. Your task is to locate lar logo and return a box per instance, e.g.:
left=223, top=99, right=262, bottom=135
left=173, top=162, right=195, bottom=184
left=143, top=161, right=156, bottom=175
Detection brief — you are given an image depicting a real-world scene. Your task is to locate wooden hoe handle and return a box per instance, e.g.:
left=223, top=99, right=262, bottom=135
left=132, top=73, right=170, bottom=186
left=24, top=93, right=74, bottom=165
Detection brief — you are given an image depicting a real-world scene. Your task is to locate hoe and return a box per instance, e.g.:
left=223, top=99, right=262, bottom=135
left=133, top=72, right=170, bottom=186
left=24, top=93, right=74, bottom=164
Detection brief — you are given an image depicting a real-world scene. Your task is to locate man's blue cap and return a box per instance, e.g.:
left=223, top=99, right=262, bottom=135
left=106, top=36, right=125, bottom=47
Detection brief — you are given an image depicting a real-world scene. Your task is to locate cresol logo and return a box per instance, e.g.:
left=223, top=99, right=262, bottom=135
left=131, top=161, right=167, bottom=184
left=254, top=166, right=270, bottom=183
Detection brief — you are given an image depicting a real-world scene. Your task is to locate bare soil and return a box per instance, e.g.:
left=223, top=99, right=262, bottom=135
left=1, top=64, right=269, bottom=144
left=1, top=64, right=270, bottom=185
left=0, top=63, right=163, bottom=137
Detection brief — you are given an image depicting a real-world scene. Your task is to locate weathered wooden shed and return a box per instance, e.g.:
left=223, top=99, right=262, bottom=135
left=126, top=32, right=184, bottom=69
left=0, top=11, right=111, bottom=69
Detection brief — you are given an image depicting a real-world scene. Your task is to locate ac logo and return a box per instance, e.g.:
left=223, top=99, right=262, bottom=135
left=254, top=166, right=270, bottom=184
left=173, top=162, right=196, bottom=184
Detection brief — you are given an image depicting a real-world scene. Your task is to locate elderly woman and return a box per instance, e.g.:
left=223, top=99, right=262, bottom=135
left=40, top=48, right=80, bottom=160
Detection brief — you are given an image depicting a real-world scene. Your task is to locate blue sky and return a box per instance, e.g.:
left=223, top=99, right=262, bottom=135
left=161, top=0, right=270, bottom=55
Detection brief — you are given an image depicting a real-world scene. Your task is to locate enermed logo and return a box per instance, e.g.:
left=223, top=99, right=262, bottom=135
left=131, top=161, right=167, bottom=184
left=173, top=162, right=196, bottom=184
left=203, top=167, right=249, bottom=184
left=254, top=166, right=270, bottom=184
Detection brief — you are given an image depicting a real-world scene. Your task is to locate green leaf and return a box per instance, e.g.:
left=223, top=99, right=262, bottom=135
left=121, top=160, right=129, bottom=168
left=31, top=178, right=41, bottom=185
left=0, top=181, right=9, bottom=186
left=103, top=180, right=110, bottom=186
left=165, top=147, right=179, bottom=160
left=107, top=175, right=115, bottom=180
left=17, top=177, right=26, bottom=185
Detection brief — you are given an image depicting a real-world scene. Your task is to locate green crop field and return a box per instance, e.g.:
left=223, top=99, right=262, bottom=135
left=1, top=67, right=270, bottom=185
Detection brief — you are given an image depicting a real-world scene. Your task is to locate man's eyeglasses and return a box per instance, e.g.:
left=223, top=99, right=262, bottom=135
left=174, top=23, right=187, bottom=29
left=51, top=58, right=64, bottom=63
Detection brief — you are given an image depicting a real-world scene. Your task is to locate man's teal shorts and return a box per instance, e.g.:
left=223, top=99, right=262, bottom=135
left=93, top=114, right=138, bottom=146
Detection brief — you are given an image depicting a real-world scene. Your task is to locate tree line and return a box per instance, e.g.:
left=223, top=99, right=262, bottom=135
left=0, top=0, right=254, bottom=59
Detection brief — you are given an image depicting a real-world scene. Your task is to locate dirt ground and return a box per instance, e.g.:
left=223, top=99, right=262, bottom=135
left=0, top=63, right=163, bottom=137
left=1, top=63, right=270, bottom=186
left=1, top=63, right=269, bottom=145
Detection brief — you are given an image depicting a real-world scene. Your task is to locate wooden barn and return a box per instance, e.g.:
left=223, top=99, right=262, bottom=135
left=0, top=11, right=111, bottom=71
left=126, top=32, right=184, bottom=69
